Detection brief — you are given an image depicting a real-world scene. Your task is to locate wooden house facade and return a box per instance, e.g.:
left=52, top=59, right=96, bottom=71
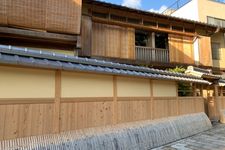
left=0, top=0, right=225, bottom=142
left=80, top=0, right=225, bottom=69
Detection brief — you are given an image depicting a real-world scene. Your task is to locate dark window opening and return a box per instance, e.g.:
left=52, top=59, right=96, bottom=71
left=211, top=42, right=220, bottom=60
left=155, top=33, right=168, bottom=49
left=127, top=18, right=140, bottom=24
left=158, top=23, right=169, bottom=29
left=111, top=14, right=126, bottom=22
left=185, top=28, right=195, bottom=33
left=143, top=21, right=157, bottom=27
left=92, top=12, right=108, bottom=19
left=135, top=30, right=149, bottom=46
left=172, top=26, right=183, bottom=32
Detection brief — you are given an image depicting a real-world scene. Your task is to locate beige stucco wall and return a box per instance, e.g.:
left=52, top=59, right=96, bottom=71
left=117, top=77, right=150, bottom=97
left=152, top=80, right=177, bottom=97
left=198, top=0, right=225, bottom=22
left=61, top=72, right=113, bottom=97
left=0, top=66, right=55, bottom=98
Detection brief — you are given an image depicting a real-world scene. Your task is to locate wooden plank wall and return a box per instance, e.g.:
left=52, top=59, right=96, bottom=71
left=92, top=22, right=135, bottom=59
left=81, top=15, right=92, bottom=56
left=199, top=36, right=213, bottom=67
left=169, top=34, right=195, bottom=64
left=0, top=66, right=205, bottom=140
left=0, top=0, right=81, bottom=34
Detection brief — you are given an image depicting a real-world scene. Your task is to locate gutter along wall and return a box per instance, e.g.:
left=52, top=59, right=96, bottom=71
left=0, top=65, right=205, bottom=140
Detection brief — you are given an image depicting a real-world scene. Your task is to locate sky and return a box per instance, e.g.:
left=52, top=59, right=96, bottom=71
left=100, top=0, right=176, bottom=13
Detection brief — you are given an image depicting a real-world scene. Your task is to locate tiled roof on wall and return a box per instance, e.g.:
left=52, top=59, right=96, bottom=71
left=0, top=45, right=210, bottom=84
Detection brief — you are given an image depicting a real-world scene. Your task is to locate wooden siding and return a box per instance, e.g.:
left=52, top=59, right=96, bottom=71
left=169, top=34, right=195, bottom=64
left=0, top=66, right=205, bottom=140
left=199, top=36, right=212, bottom=66
left=92, top=22, right=135, bottom=59
left=0, top=0, right=8, bottom=25
left=0, top=0, right=81, bottom=34
left=0, top=103, right=54, bottom=140
left=81, top=15, right=92, bottom=56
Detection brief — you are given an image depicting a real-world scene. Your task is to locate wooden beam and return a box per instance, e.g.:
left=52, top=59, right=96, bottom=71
left=61, top=97, right=113, bottom=103
left=0, top=98, right=54, bottom=105
left=92, top=17, right=196, bottom=37
left=53, top=70, right=61, bottom=133
left=117, top=97, right=150, bottom=101
left=113, top=76, right=118, bottom=124
left=0, top=26, right=77, bottom=44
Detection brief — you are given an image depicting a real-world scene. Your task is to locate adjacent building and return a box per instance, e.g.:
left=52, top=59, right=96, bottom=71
left=170, top=0, right=225, bottom=71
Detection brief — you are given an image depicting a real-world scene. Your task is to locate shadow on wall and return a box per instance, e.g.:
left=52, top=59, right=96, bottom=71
left=169, top=35, right=214, bottom=68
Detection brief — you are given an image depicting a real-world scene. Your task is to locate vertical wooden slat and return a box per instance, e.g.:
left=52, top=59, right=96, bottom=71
left=199, top=36, right=212, bottom=66
left=0, top=105, right=6, bottom=140
left=81, top=15, right=92, bottom=56
left=113, top=76, right=118, bottom=124
left=53, top=70, right=61, bottom=133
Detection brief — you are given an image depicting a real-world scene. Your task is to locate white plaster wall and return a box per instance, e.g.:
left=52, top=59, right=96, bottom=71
left=171, top=0, right=199, bottom=21
left=194, top=38, right=200, bottom=65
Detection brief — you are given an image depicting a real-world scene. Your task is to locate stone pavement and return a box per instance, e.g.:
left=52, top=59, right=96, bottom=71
left=154, top=124, right=225, bottom=150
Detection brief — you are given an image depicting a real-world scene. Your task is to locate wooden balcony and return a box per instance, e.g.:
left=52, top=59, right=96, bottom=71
left=135, top=46, right=169, bottom=63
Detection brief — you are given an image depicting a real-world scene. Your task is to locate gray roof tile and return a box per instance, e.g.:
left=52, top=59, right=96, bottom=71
left=0, top=45, right=211, bottom=84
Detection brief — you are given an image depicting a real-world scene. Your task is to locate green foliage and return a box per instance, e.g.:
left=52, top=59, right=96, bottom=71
left=168, top=66, right=185, bottom=73
left=168, top=66, right=192, bottom=96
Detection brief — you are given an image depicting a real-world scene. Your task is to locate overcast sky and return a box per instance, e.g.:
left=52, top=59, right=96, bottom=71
left=100, top=0, right=177, bottom=13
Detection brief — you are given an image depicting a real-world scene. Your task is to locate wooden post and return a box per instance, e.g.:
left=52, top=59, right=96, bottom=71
left=81, top=16, right=92, bottom=57
left=150, top=80, right=153, bottom=120
left=193, top=83, right=197, bottom=97
left=214, top=85, right=220, bottom=121
left=113, top=76, right=118, bottom=124
left=222, top=87, right=224, bottom=109
left=176, top=82, right=179, bottom=115
left=200, top=84, right=203, bottom=97
left=53, top=70, right=61, bottom=133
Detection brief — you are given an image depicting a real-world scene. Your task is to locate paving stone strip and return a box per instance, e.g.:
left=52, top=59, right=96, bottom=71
left=154, top=124, right=225, bottom=150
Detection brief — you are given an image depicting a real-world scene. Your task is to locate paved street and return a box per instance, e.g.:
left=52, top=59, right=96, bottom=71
left=154, top=124, right=225, bottom=150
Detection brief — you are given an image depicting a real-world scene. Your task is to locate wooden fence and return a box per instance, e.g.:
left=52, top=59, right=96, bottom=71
left=0, top=66, right=205, bottom=140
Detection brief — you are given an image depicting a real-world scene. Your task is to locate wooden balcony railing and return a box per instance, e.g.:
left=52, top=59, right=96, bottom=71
left=135, top=46, right=169, bottom=63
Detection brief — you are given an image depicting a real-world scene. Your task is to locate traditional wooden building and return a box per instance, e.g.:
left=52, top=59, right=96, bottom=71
left=0, top=0, right=224, bottom=69
left=0, top=0, right=225, bottom=142
left=0, top=45, right=210, bottom=140
left=79, top=0, right=225, bottom=69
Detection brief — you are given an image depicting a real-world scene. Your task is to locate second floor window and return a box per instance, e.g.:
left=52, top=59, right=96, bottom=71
left=211, top=42, right=220, bottom=60
left=207, top=16, right=225, bottom=28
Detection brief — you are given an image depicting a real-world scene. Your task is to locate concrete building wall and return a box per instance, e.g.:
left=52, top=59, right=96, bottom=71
left=198, top=0, right=225, bottom=22
left=172, top=0, right=225, bottom=69
left=172, top=0, right=199, bottom=21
